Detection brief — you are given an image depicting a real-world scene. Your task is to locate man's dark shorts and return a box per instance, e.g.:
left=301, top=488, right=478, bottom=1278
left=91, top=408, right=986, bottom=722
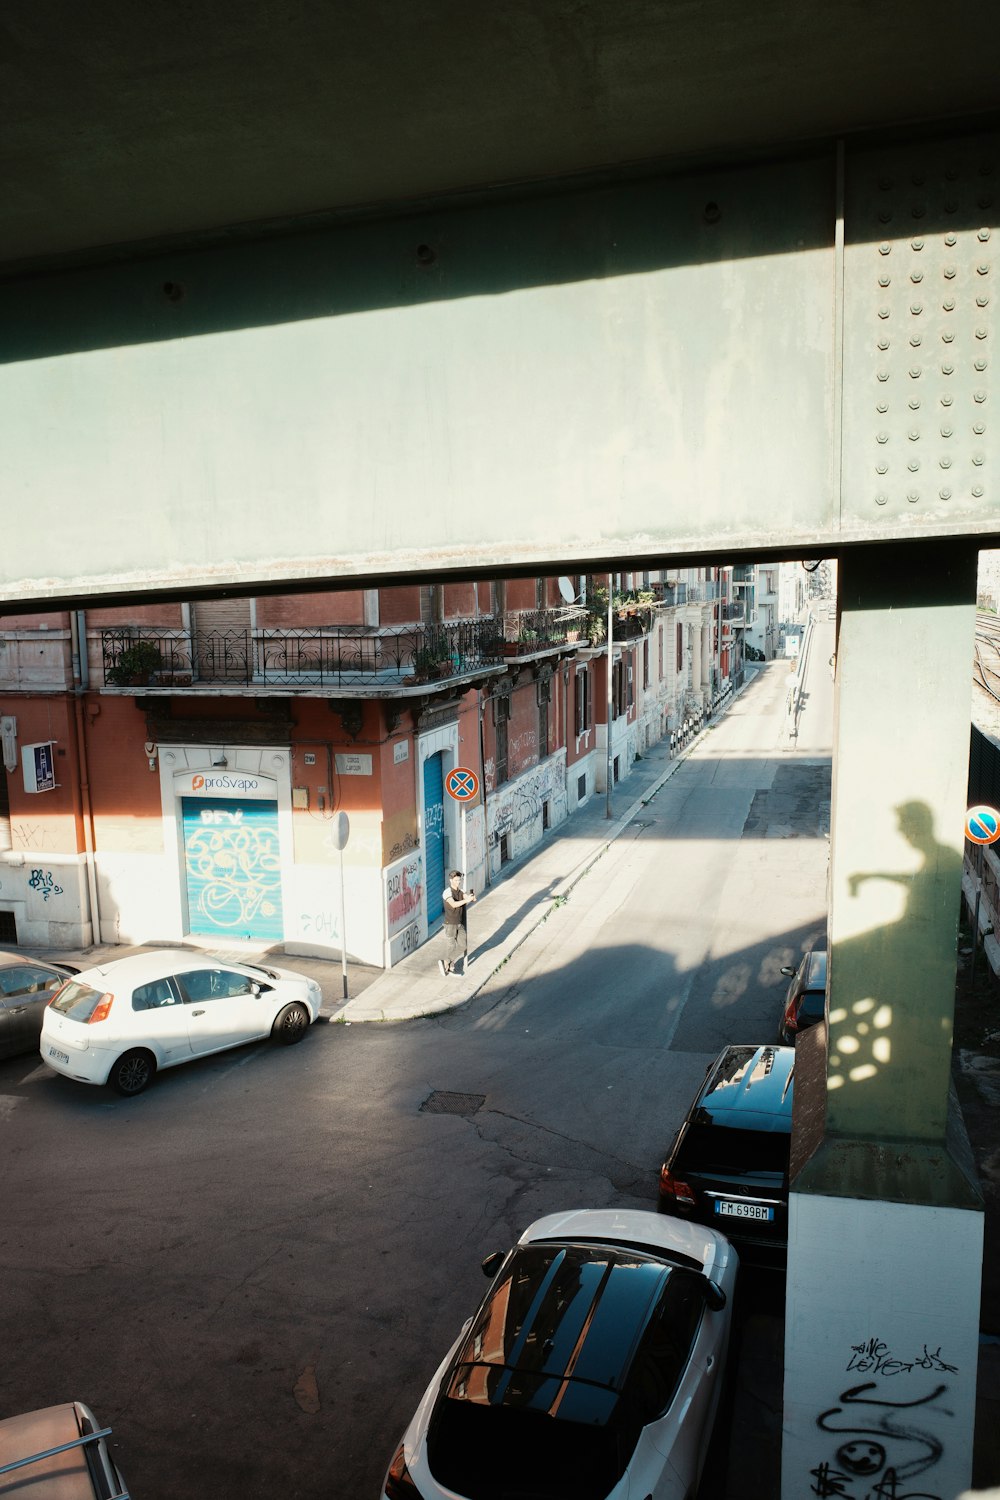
left=444, top=922, right=468, bottom=959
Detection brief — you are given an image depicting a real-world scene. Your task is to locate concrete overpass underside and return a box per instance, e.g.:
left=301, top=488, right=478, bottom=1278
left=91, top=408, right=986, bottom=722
left=4, top=5, right=999, bottom=1495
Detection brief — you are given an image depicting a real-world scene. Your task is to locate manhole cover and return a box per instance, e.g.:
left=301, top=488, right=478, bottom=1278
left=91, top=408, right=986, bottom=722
left=421, top=1090, right=486, bottom=1116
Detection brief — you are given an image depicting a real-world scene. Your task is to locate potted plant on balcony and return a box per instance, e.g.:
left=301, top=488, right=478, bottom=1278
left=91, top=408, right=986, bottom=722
left=410, top=643, right=452, bottom=682
left=106, top=640, right=163, bottom=686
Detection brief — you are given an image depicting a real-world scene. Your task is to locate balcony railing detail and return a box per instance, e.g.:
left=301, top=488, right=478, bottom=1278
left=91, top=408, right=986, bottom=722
left=99, top=613, right=583, bottom=690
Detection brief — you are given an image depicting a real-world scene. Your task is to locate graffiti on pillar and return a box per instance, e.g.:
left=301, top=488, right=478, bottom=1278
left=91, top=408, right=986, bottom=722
left=808, top=1338, right=959, bottom=1499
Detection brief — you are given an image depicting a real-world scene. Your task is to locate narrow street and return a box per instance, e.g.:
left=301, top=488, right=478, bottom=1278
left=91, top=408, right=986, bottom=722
left=1, top=627, right=834, bottom=1500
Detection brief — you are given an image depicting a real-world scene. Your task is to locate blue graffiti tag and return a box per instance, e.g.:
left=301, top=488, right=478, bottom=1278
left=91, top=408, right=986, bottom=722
left=29, top=868, right=63, bottom=902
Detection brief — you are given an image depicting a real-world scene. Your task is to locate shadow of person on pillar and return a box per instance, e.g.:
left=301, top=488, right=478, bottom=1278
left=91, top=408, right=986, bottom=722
left=830, top=800, right=963, bottom=1116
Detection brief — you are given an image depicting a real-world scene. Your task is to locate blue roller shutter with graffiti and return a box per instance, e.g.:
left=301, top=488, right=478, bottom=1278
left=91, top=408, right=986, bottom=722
left=182, top=796, right=284, bottom=941
left=423, top=753, right=445, bottom=924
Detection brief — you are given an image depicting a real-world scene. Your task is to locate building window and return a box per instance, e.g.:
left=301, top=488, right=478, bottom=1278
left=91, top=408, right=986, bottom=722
left=676, top=622, right=684, bottom=673
left=612, top=660, right=628, bottom=719
left=575, top=667, right=592, bottom=735
left=538, top=697, right=548, bottom=759
left=643, top=639, right=650, bottom=689
left=577, top=774, right=587, bottom=801
left=495, top=694, right=510, bottom=786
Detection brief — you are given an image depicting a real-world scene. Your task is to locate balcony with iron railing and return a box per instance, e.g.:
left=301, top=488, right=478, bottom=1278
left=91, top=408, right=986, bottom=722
left=98, top=612, right=585, bottom=692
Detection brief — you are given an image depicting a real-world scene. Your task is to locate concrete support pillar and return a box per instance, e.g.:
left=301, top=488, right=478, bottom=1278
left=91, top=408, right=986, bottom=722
left=782, top=540, right=984, bottom=1500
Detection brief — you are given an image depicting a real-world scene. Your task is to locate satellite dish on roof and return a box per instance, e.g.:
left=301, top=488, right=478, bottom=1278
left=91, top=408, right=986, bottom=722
left=558, top=576, right=578, bottom=604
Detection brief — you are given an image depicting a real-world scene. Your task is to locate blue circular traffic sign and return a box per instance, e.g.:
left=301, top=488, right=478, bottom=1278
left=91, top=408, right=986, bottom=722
left=966, top=804, right=1000, bottom=845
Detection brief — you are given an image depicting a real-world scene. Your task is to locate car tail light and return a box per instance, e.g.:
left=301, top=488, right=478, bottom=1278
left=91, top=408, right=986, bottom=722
left=384, top=1442, right=422, bottom=1499
left=783, top=999, right=799, bottom=1033
left=87, top=993, right=115, bottom=1025
left=659, top=1165, right=696, bottom=1207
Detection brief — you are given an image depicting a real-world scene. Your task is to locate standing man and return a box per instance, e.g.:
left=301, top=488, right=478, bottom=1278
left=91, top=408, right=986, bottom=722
left=438, top=869, right=476, bottom=977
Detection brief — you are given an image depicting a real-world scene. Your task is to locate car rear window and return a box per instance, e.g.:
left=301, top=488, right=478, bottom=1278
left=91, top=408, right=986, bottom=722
left=677, top=1122, right=790, bottom=1175
left=799, top=991, right=826, bottom=1023
left=428, top=1396, right=627, bottom=1500
left=48, top=980, right=107, bottom=1023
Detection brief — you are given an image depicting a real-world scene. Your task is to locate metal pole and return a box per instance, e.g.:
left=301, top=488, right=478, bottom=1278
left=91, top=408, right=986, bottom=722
left=339, top=843, right=349, bottom=1000
left=461, top=803, right=468, bottom=885
left=606, top=584, right=614, bottom=819
left=971, top=841, right=983, bottom=989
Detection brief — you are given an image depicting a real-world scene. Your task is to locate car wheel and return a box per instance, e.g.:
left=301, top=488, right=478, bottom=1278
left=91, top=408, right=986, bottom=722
left=272, top=1002, right=310, bottom=1045
left=108, top=1049, right=155, bottom=1096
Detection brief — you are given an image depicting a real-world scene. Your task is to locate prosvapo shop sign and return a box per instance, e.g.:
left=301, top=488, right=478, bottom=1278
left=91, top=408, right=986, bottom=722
left=182, top=771, right=275, bottom=800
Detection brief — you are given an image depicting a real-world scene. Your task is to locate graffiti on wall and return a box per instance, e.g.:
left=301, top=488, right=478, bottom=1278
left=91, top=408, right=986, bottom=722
left=808, top=1337, right=959, bottom=1500
left=387, top=831, right=418, bottom=862
left=508, top=728, right=537, bottom=776
left=487, top=756, right=566, bottom=854
left=14, top=823, right=47, bottom=851
left=29, top=868, right=63, bottom=902
left=386, top=851, right=423, bottom=938
left=299, top=907, right=341, bottom=942
left=463, top=806, right=486, bottom=875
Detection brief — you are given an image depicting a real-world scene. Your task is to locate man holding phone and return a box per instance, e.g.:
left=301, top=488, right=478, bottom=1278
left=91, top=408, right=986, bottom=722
left=438, top=869, right=476, bottom=977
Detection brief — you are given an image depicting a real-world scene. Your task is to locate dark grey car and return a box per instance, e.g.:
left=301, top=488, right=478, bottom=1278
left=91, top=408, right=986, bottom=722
left=778, top=949, right=827, bottom=1045
left=658, top=1044, right=794, bottom=1267
left=0, top=952, right=77, bottom=1059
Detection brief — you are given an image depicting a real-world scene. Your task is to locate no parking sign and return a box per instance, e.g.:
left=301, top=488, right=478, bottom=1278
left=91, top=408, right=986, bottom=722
left=966, top=805, right=1000, bottom=845
left=446, top=766, right=480, bottom=802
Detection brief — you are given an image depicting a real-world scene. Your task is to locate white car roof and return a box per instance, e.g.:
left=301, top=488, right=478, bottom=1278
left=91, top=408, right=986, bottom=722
left=72, top=949, right=255, bottom=989
left=519, top=1207, right=730, bottom=1274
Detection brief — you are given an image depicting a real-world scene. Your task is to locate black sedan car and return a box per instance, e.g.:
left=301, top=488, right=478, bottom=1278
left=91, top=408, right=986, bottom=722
left=657, top=1044, right=794, bottom=1266
left=777, top=948, right=827, bottom=1045
left=0, top=951, right=78, bottom=1060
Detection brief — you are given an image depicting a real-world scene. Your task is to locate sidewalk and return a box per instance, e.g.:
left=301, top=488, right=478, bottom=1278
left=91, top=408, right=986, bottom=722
left=337, top=727, right=694, bottom=1023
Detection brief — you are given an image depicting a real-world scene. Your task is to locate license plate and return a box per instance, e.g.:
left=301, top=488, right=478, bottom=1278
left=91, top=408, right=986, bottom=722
left=714, top=1200, right=773, bottom=1221
left=48, top=1046, right=70, bottom=1065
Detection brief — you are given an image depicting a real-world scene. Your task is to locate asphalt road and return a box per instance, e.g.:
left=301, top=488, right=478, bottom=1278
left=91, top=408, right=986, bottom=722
left=1, top=624, right=834, bottom=1500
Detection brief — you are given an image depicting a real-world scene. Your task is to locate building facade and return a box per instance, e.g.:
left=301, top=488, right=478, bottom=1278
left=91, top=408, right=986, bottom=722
left=0, top=568, right=731, bottom=968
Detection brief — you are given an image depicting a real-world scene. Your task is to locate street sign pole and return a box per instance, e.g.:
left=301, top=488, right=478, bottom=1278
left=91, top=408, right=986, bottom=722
left=964, top=804, right=1000, bottom=989
left=972, top=842, right=984, bottom=988
left=330, top=811, right=351, bottom=1001
left=446, top=768, right=480, bottom=888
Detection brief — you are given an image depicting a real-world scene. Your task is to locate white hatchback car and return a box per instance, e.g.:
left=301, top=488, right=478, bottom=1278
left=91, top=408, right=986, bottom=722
left=381, top=1208, right=737, bottom=1500
left=40, top=949, right=323, bottom=1096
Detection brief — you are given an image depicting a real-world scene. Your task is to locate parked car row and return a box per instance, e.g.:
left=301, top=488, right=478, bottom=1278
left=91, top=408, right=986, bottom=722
left=4, top=938, right=826, bottom=1498
left=0, top=946, right=323, bottom=1096
left=380, top=946, right=828, bottom=1499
